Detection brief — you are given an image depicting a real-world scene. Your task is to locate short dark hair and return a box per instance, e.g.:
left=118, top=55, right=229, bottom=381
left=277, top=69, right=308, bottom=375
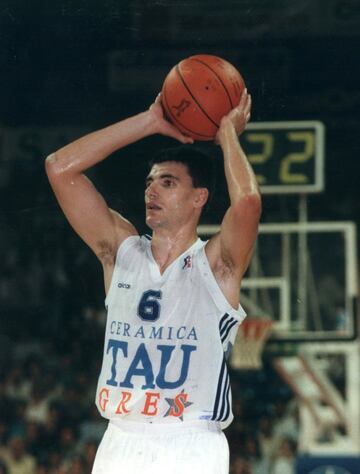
left=149, top=146, right=216, bottom=206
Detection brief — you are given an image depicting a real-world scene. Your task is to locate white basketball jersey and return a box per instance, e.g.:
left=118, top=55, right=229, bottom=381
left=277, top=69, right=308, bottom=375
left=95, top=235, right=246, bottom=429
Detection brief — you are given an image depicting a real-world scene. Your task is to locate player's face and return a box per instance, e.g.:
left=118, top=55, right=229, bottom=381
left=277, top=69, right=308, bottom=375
left=145, top=161, right=202, bottom=230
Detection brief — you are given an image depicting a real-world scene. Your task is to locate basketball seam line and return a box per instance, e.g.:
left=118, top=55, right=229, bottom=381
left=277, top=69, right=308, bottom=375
left=192, top=58, right=234, bottom=109
left=162, top=84, right=214, bottom=139
left=175, top=64, right=220, bottom=129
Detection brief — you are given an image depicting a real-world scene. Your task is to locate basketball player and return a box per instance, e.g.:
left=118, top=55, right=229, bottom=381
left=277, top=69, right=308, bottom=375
left=45, top=88, right=260, bottom=474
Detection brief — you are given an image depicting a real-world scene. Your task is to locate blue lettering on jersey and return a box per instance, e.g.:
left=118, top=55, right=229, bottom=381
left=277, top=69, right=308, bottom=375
left=106, top=339, right=127, bottom=386
left=176, top=327, right=186, bottom=339
left=109, top=320, right=198, bottom=341
left=120, top=343, right=155, bottom=390
left=105, top=339, right=197, bottom=390
left=188, top=327, right=198, bottom=340
left=149, top=326, right=163, bottom=339
left=138, top=290, right=162, bottom=322
left=156, top=344, right=196, bottom=389
left=134, top=326, right=145, bottom=338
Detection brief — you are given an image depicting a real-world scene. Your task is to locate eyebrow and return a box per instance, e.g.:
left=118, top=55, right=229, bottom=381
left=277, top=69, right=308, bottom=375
left=145, top=173, right=180, bottom=184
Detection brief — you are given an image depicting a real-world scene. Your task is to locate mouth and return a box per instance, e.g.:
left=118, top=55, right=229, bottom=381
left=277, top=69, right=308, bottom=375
left=146, top=203, right=162, bottom=211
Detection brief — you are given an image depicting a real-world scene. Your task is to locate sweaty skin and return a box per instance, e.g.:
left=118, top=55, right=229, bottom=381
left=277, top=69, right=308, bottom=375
left=45, top=89, right=260, bottom=311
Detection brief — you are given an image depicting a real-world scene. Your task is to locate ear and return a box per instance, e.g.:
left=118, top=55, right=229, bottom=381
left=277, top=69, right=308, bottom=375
left=193, top=188, right=209, bottom=209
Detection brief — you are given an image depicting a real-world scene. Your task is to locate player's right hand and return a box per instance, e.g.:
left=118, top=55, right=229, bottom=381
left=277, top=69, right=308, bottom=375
left=149, top=94, right=194, bottom=144
left=216, top=88, right=251, bottom=144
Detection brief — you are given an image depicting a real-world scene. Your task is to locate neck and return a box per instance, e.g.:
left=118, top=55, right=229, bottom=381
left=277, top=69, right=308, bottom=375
left=150, top=227, right=198, bottom=274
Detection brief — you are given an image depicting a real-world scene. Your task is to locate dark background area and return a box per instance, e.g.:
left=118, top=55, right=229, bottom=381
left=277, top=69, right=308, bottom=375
left=1, top=1, right=359, bottom=212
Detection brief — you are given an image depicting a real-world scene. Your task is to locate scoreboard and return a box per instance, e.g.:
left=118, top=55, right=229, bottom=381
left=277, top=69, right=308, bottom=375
left=242, top=121, right=325, bottom=194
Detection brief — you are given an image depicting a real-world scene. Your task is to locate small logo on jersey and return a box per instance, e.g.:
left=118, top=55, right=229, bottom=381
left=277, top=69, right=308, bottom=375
left=182, top=255, right=192, bottom=269
left=164, top=389, right=193, bottom=421
left=117, top=282, right=131, bottom=289
left=199, top=415, right=212, bottom=420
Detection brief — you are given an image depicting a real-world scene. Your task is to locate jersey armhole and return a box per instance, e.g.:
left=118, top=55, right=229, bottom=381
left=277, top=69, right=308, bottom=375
left=104, top=235, right=139, bottom=309
left=197, top=246, right=247, bottom=323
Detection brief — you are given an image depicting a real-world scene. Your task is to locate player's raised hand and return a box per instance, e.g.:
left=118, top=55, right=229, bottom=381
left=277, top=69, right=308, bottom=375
left=216, top=89, right=251, bottom=142
left=149, top=94, right=194, bottom=144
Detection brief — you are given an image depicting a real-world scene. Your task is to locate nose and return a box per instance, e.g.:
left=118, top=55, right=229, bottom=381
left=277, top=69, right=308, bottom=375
left=145, top=181, right=158, bottom=199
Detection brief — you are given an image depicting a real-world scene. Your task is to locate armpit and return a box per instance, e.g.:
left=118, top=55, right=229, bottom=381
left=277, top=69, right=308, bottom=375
left=214, top=253, right=237, bottom=281
left=96, top=240, right=116, bottom=266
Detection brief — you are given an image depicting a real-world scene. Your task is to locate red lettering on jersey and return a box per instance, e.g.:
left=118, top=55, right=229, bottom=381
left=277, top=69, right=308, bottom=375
left=99, top=388, right=109, bottom=412
left=141, top=392, right=160, bottom=416
left=115, top=391, right=132, bottom=414
left=169, top=393, right=188, bottom=417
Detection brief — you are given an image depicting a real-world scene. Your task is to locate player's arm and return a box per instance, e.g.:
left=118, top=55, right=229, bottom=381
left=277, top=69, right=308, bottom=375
left=45, top=97, right=193, bottom=280
left=206, top=89, right=261, bottom=305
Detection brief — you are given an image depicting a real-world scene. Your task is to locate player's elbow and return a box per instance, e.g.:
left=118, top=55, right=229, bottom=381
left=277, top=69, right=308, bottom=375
left=45, top=153, right=57, bottom=174
left=233, top=192, right=262, bottom=222
left=246, top=192, right=262, bottom=216
left=45, top=152, right=66, bottom=180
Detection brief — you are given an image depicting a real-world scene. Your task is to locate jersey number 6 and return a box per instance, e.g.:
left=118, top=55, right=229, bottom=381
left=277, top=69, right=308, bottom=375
left=138, top=290, right=162, bottom=322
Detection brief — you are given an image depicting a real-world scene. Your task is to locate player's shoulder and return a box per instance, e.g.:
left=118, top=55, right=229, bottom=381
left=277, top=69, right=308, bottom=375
left=117, top=234, right=141, bottom=253
left=115, top=233, right=152, bottom=261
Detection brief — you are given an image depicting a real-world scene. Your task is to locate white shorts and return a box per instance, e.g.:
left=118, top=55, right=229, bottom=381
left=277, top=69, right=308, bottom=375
left=92, top=419, right=229, bottom=474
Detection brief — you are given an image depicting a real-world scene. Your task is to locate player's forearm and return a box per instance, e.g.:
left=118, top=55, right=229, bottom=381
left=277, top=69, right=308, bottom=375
left=218, top=120, right=260, bottom=206
left=45, top=110, right=156, bottom=176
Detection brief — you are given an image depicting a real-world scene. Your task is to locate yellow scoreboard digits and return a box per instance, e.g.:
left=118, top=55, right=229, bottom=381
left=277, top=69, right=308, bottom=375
left=242, top=121, right=325, bottom=194
left=280, top=131, right=315, bottom=184
left=246, top=133, right=274, bottom=184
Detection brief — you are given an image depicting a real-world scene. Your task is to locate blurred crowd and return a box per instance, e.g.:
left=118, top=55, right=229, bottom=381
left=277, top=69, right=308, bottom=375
left=227, top=369, right=299, bottom=474
left=0, top=303, right=108, bottom=474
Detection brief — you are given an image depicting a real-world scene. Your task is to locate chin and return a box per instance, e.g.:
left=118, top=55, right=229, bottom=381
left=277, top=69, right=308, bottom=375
left=145, top=216, right=159, bottom=230
left=146, top=215, right=166, bottom=230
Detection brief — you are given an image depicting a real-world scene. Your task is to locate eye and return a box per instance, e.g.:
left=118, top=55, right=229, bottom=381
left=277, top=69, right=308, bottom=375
left=163, top=179, right=174, bottom=187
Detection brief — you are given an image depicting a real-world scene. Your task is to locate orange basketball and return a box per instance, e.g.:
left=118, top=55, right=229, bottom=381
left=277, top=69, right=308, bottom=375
left=161, top=54, right=245, bottom=141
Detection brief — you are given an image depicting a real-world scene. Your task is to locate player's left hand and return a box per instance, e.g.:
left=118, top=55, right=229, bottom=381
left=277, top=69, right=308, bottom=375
left=216, top=88, right=251, bottom=142
left=149, top=94, right=194, bottom=144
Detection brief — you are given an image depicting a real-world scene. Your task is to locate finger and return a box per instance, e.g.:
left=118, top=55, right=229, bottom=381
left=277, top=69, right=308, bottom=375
left=238, top=94, right=251, bottom=121
left=178, top=132, right=194, bottom=144
left=177, top=135, right=194, bottom=144
left=166, top=123, right=194, bottom=144
left=245, top=93, right=252, bottom=115
left=154, top=93, right=162, bottom=104
left=239, top=87, right=248, bottom=106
